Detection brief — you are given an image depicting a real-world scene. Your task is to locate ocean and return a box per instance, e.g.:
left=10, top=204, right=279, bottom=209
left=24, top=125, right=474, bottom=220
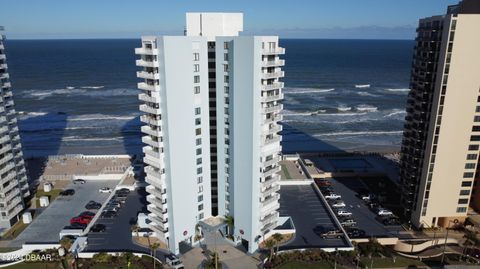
left=4, top=39, right=414, bottom=157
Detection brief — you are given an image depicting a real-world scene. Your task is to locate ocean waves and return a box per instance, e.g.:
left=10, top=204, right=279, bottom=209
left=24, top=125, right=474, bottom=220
left=19, top=86, right=137, bottom=100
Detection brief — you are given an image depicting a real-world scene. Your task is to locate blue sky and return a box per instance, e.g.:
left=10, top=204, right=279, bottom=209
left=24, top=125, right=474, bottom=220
left=2, top=0, right=459, bottom=39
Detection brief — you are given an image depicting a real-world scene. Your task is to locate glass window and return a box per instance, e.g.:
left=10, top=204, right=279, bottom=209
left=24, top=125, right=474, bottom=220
left=193, top=53, right=200, bottom=61
left=193, top=64, right=200, bottom=72
left=458, top=198, right=469, bottom=204
left=195, top=107, right=201, bottom=115
left=460, top=189, right=470, bottom=196
left=457, top=207, right=467, bottom=213
left=194, top=75, right=200, bottom=83
left=194, top=86, right=200, bottom=94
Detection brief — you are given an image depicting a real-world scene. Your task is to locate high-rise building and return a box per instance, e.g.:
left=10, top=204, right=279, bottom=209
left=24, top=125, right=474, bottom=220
left=400, top=0, right=480, bottom=228
left=0, top=27, right=30, bottom=229
left=135, top=13, right=284, bottom=254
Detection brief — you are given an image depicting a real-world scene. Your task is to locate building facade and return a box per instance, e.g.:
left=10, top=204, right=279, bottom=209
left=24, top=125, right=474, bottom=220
left=400, top=0, right=480, bottom=228
left=0, top=27, right=30, bottom=229
left=135, top=13, right=284, bottom=254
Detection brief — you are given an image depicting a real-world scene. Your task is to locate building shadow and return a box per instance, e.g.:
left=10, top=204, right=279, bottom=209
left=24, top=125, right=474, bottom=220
left=18, top=112, right=68, bottom=201
left=280, top=122, right=344, bottom=154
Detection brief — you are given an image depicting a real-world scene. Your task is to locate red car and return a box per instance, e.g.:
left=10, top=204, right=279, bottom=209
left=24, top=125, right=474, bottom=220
left=70, top=216, right=92, bottom=225
left=315, top=179, right=332, bottom=187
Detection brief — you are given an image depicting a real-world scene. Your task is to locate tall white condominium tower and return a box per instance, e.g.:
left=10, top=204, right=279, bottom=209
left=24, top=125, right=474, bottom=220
left=136, top=13, right=284, bottom=254
left=0, top=27, right=30, bottom=229
left=399, top=0, right=480, bottom=228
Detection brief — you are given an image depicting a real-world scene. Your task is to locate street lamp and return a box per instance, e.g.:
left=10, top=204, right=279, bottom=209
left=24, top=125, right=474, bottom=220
left=441, top=219, right=459, bottom=265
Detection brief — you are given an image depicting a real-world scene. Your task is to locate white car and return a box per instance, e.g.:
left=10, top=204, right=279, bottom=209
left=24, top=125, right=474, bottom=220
left=331, top=201, right=346, bottom=208
left=377, top=209, right=393, bottom=216
left=336, top=210, right=352, bottom=216
left=99, top=187, right=112, bottom=193
left=324, top=193, right=342, bottom=200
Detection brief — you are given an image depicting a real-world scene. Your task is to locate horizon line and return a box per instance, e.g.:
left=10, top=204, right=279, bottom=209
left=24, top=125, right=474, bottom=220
left=4, top=37, right=415, bottom=41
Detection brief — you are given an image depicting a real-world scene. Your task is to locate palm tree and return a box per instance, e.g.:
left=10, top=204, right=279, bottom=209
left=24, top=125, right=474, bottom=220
left=272, top=233, right=283, bottom=255
left=264, top=239, right=275, bottom=262
left=225, top=215, right=234, bottom=235
left=150, top=242, right=160, bottom=269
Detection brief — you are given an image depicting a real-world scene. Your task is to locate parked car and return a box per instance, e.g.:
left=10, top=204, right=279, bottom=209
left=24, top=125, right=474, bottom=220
left=104, top=205, right=119, bottom=212
left=340, top=219, right=357, bottom=227
left=85, top=201, right=102, bottom=210
left=320, top=229, right=343, bottom=239
left=70, top=216, right=91, bottom=225
left=116, top=188, right=131, bottom=195
left=315, top=179, right=332, bottom=187
left=166, top=254, right=184, bottom=269
left=99, top=187, right=112, bottom=193
left=60, top=189, right=75, bottom=196
left=64, top=224, right=86, bottom=230
left=345, top=228, right=366, bottom=238
left=90, top=224, right=106, bottom=233
left=330, top=201, right=346, bottom=208
left=107, top=201, right=121, bottom=208
left=335, top=210, right=352, bottom=217
left=376, top=208, right=393, bottom=216
left=379, top=216, right=400, bottom=226
left=360, top=193, right=374, bottom=201
left=324, top=193, right=342, bottom=200
left=73, top=179, right=86, bottom=184
left=320, top=187, right=334, bottom=194
left=80, top=211, right=96, bottom=218
left=101, top=211, right=117, bottom=218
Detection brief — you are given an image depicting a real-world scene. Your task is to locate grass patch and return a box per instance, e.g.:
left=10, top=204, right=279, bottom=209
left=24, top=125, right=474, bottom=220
left=35, top=188, right=63, bottom=207
left=1, top=220, right=28, bottom=240
left=360, top=256, right=426, bottom=268
left=278, top=261, right=340, bottom=269
left=281, top=164, right=292, bottom=179
left=3, top=262, right=61, bottom=269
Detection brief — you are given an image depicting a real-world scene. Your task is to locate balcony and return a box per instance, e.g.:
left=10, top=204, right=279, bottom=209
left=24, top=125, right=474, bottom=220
left=139, top=93, right=160, bottom=103
left=138, top=82, right=160, bottom=92
left=140, top=104, right=161, bottom=115
left=261, top=184, right=280, bottom=198
left=260, top=211, right=279, bottom=226
left=262, top=135, right=282, bottom=146
left=143, top=146, right=162, bottom=159
left=261, top=174, right=280, bottom=188
left=148, top=213, right=168, bottom=226
left=136, top=59, right=159, bottom=68
left=142, top=135, right=163, bottom=148
left=150, top=222, right=169, bottom=235
left=261, top=193, right=280, bottom=208
left=261, top=71, right=285, bottom=80
left=135, top=47, right=159, bottom=55
left=261, top=166, right=281, bottom=178
left=0, top=55, right=5, bottom=60
left=262, top=48, right=285, bottom=55
left=137, top=71, right=160, bottom=80
left=261, top=221, right=277, bottom=234
left=262, top=125, right=282, bottom=135
left=146, top=185, right=166, bottom=199
left=1, top=82, right=10, bottom=88
left=0, top=188, right=21, bottom=203
left=261, top=155, right=281, bottom=168
left=261, top=59, right=285, bottom=67
left=0, top=63, right=7, bottom=70
left=141, top=125, right=162, bottom=137
left=140, top=115, right=162, bottom=127
left=0, top=171, right=15, bottom=185
left=262, top=114, right=283, bottom=124
left=147, top=197, right=167, bottom=211
left=261, top=93, right=284, bottom=103
left=262, top=104, right=283, bottom=114
left=0, top=144, right=12, bottom=155
left=144, top=155, right=162, bottom=169
left=262, top=82, right=284, bottom=91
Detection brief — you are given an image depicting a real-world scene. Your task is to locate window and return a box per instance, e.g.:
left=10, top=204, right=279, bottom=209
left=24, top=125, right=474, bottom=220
left=198, top=185, right=203, bottom=193
left=197, top=176, right=203, bottom=184
left=224, top=75, right=229, bottom=83
left=469, top=145, right=479, bottom=151
left=224, top=108, right=229, bottom=114
left=465, top=163, right=476, bottom=169
left=224, top=64, right=229, bottom=72
left=193, top=53, right=200, bottom=61
left=195, top=107, right=201, bottom=115
left=194, top=75, right=200, bottom=83
left=224, top=53, right=228, bottom=61
left=473, top=126, right=480, bottom=132
left=197, top=167, right=202, bottom=174
left=464, top=172, right=475, bottom=178
left=195, top=118, right=201, bottom=125
left=224, top=42, right=229, bottom=49
left=462, top=181, right=473, bottom=187
left=467, top=154, right=478, bottom=160
left=194, top=64, right=200, bottom=72
left=195, top=128, right=201, bottom=136
left=458, top=198, right=469, bottom=204
left=196, top=158, right=202, bottom=165
left=198, top=204, right=204, bottom=211
left=194, top=86, right=200, bottom=94
left=457, top=207, right=467, bottom=213
left=196, top=148, right=202, bottom=155
left=199, top=213, right=204, bottom=219
left=471, top=135, right=480, bottom=141
left=475, top=116, right=480, bottom=122
left=477, top=106, right=480, bottom=113
left=460, top=189, right=471, bottom=196
left=196, top=138, right=202, bottom=146
left=198, top=195, right=203, bottom=202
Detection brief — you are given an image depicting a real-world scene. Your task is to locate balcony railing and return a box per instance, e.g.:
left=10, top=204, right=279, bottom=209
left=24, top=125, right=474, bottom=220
left=261, top=166, right=281, bottom=178
left=136, top=59, right=159, bottom=68
left=262, top=104, right=283, bottom=114
left=261, top=59, right=285, bottom=67
left=140, top=104, right=161, bottom=115
left=262, top=135, right=282, bottom=146
left=137, top=71, right=160, bottom=80
left=135, top=47, right=159, bottom=55
left=142, top=136, right=162, bottom=148
left=138, top=82, right=160, bottom=91
left=261, top=93, right=284, bottom=103
left=141, top=125, right=162, bottom=137
left=262, top=48, right=285, bottom=55
left=138, top=93, right=159, bottom=103
left=261, top=71, right=285, bottom=80
left=262, top=82, right=284, bottom=91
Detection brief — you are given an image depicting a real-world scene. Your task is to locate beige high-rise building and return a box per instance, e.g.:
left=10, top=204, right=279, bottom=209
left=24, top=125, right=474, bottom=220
left=400, top=0, right=480, bottom=228
left=0, top=27, right=30, bottom=229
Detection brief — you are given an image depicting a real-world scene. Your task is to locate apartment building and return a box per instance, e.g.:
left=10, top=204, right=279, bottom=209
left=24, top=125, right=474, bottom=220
left=135, top=13, right=284, bottom=254
left=399, top=0, right=480, bottom=228
left=0, top=27, right=30, bottom=229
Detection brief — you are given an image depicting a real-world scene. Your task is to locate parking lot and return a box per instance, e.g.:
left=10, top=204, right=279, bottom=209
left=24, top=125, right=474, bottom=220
left=10, top=180, right=119, bottom=247
left=84, top=187, right=169, bottom=257
left=278, top=184, right=351, bottom=250
left=327, top=177, right=406, bottom=238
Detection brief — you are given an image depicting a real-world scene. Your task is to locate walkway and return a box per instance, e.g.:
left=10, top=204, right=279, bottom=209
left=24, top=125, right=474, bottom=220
left=181, top=231, right=261, bottom=269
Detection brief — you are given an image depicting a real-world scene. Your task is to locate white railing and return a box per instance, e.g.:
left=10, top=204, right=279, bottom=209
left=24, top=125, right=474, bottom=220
left=262, top=48, right=285, bottom=55
left=261, top=71, right=285, bottom=80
